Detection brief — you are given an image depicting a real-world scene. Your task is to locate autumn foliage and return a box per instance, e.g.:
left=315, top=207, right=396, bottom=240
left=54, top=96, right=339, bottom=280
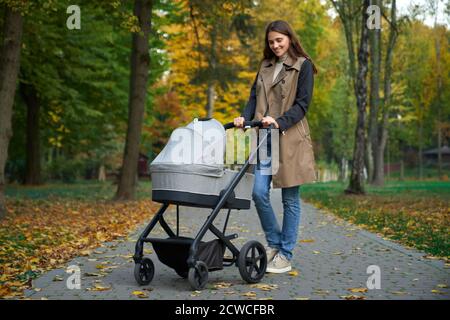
left=0, top=198, right=158, bottom=298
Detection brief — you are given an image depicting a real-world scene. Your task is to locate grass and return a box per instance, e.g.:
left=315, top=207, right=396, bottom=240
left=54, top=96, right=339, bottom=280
left=300, top=180, right=450, bottom=258
left=5, top=179, right=153, bottom=200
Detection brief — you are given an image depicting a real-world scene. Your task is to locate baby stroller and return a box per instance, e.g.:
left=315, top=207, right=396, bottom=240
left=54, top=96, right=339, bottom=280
left=133, top=118, right=272, bottom=290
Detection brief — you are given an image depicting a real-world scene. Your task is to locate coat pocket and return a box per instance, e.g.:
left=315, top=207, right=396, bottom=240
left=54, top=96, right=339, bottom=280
left=296, top=121, right=312, bottom=147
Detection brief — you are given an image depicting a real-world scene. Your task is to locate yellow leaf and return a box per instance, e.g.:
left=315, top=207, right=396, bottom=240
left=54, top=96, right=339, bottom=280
left=250, top=284, right=278, bottom=291
left=80, top=250, right=91, bottom=256
left=431, top=289, right=444, bottom=294
left=348, top=287, right=368, bottom=293
left=288, top=270, right=299, bottom=276
left=312, top=250, right=321, bottom=254
left=132, top=290, right=148, bottom=298
left=299, top=239, right=315, bottom=243
left=340, top=295, right=366, bottom=300
left=242, top=291, right=257, bottom=297
left=88, top=284, right=111, bottom=291
left=213, top=282, right=233, bottom=289
left=391, top=291, right=408, bottom=295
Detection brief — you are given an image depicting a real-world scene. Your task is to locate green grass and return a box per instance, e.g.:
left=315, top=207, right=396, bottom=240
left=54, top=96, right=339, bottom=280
left=300, top=180, right=450, bottom=258
left=301, top=180, right=450, bottom=197
left=5, top=180, right=153, bottom=201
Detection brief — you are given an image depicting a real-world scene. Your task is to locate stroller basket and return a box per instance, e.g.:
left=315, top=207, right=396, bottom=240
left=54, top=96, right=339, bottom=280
left=151, top=237, right=225, bottom=273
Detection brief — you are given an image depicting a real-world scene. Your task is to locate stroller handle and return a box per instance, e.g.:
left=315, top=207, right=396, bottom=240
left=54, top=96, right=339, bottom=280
left=224, top=120, right=263, bottom=130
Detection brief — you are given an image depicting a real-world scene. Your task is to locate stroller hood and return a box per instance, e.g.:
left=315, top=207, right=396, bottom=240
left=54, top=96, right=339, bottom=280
left=150, top=118, right=226, bottom=177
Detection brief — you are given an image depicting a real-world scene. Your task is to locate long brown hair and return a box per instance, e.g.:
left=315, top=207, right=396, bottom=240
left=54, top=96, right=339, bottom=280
left=263, top=20, right=318, bottom=74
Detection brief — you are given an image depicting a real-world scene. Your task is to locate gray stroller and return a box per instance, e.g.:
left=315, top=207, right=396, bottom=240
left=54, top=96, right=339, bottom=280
left=133, top=118, right=271, bottom=290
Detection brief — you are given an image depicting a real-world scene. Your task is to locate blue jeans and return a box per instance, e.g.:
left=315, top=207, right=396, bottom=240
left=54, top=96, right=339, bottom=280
left=252, top=130, right=301, bottom=261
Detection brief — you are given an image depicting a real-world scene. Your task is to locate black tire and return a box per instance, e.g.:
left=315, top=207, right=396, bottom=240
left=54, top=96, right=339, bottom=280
left=238, top=240, right=267, bottom=283
left=134, top=257, right=154, bottom=285
left=188, top=261, right=208, bottom=290
left=175, top=269, right=188, bottom=279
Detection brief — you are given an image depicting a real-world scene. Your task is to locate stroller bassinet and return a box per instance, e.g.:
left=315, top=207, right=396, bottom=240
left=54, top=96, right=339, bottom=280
left=150, top=118, right=254, bottom=209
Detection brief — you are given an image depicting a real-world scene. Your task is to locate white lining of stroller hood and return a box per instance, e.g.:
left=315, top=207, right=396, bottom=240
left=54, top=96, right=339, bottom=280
left=151, top=119, right=226, bottom=178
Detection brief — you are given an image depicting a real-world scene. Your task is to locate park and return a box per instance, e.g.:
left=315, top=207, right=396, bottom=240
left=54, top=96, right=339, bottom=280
left=0, top=0, right=448, bottom=303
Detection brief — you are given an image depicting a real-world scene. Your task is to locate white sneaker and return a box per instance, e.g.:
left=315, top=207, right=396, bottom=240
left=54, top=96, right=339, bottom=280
left=265, top=246, right=279, bottom=263
left=266, top=253, right=292, bottom=273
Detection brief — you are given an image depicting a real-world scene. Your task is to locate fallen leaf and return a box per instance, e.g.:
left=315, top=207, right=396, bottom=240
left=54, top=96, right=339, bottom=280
left=313, top=289, right=329, bottom=295
left=132, top=290, right=148, bottom=298
left=348, top=287, right=368, bottom=293
left=80, top=250, right=91, bottom=256
left=83, top=272, right=103, bottom=277
left=242, top=291, right=257, bottom=297
left=52, top=275, right=64, bottom=281
left=299, top=239, right=315, bottom=243
left=223, top=291, right=236, bottom=295
left=213, top=282, right=233, bottom=289
left=87, top=283, right=111, bottom=291
left=391, top=291, right=408, bottom=295
left=288, top=270, right=299, bottom=276
left=431, top=289, right=444, bottom=294
left=250, top=283, right=278, bottom=291
left=340, top=295, right=366, bottom=300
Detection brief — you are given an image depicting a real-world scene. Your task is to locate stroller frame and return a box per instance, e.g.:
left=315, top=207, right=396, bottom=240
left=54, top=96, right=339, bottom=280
left=133, top=120, right=273, bottom=290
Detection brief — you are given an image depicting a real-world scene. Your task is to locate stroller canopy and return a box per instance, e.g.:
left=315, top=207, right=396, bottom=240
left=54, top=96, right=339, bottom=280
left=151, top=118, right=226, bottom=177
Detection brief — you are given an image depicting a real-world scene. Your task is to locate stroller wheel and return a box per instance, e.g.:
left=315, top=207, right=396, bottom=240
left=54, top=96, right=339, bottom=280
left=238, top=241, right=267, bottom=283
left=175, top=269, right=188, bottom=279
left=188, top=261, right=208, bottom=290
left=134, top=257, right=155, bottom=285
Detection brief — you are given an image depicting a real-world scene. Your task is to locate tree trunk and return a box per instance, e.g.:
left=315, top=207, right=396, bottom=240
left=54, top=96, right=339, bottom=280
left=206, top=84, right=215, bottom=119
left=418, top=118, right=423, bottom=180
left=373, top=0, right=398, bottom=186
left=115, top=0, right=152, bottom=200
left=206, top=27, right=217, bottom=118
left=0, top=6, right=24, bottom=219
left=368, top=0, right=381, bottom=184
left=346, top=0, right=370, bottom=195
left=20, top=81, right=42, bottom=185
left=433, top=8, right=443, bottom=179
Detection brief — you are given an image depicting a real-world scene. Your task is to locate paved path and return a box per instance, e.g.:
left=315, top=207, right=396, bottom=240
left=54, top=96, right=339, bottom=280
left=24, top=189, right=449, bottom=300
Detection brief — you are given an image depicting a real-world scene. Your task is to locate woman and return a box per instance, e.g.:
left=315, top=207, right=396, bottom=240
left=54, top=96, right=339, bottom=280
left=233, top=20, right=317, bottom=273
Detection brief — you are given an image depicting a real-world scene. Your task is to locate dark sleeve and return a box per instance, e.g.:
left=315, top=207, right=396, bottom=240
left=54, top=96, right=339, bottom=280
left=241, top=73, right=258, bottom=121
left=276, top=59, right=314, bottom=132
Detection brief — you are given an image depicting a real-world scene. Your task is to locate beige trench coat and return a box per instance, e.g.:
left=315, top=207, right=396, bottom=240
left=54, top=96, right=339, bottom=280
left=252, top=55, right=317, bottom=188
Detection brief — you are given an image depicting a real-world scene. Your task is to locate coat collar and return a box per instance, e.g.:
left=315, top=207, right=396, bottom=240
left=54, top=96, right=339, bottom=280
left=262, top=54, right=303, bottom=71
left=259, top=55, right=304, bottom=91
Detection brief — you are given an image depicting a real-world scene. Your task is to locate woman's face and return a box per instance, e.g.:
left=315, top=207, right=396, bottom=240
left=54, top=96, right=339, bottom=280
left=268, top=31, right=290, bottom=58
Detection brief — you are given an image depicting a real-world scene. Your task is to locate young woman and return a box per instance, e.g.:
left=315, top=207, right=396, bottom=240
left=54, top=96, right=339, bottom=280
left=233, top=20, right=317, bottom=273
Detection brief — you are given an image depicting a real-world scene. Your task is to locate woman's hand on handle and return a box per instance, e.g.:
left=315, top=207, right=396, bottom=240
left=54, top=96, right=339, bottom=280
left=233, top=117, right=245, bottom=128
left=261, top=116, right=279, bottom=129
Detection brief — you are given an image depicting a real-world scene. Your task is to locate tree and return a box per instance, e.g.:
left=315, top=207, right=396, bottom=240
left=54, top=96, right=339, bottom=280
left=367, top=0, right=381, bottom=183
left=187, top=0, right=255, bottom=117
left=428, top=0, right=445, bottom=179
left=115, top=0, right=153, bottom=200
left=0, top=3, right=24, bottom=219
left=345, top=0, right=370, bottom=194
left=331, top=0, right=370, bottom=194
left=372, top=0, right=399, bottom=186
